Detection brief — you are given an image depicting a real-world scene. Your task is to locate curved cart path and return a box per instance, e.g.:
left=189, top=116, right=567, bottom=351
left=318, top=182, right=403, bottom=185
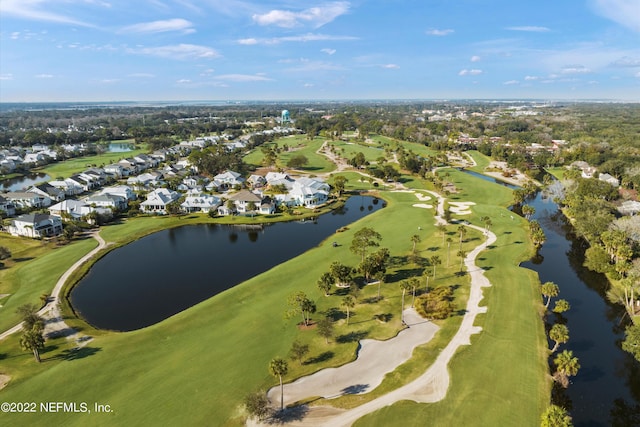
left=0, top=231, right=109, bottom=344
left=251, top=222, right=496, bottom=427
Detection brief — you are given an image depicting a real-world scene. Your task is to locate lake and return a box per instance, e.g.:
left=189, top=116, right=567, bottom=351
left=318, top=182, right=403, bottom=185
left=71, top=196, right=383, bottom=331
left=0, top=172, right=51, bottom=192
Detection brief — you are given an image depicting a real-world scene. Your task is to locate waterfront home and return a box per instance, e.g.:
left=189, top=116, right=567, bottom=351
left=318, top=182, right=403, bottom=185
left=227, top=190, right=262, bottom=214
left=180, top=191, right=221, bottom=213
left=49, top=199, right=93, bottom=219
left=49, top=179, right=85, bottom=196
left=212, top=170, right=245, bottom=190
left=270, top=177, right=330, bottom=208
left=85, top=194, right=127, bottom=210
left=7, top=213, right=63, bottom=238
left=100, top=185, right=136, bottom=201
left=140, top=188, right=181, bottom=214
left=3, top=191, right=52, bottom=209
left=27, top=183, right=66, bottom=202
left=0, top=195, right=16, bottom=216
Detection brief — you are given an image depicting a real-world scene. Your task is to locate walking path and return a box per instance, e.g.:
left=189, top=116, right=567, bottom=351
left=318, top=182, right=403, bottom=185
left=249, top=155, right=498, bottom=425
left=0, top=231, right=109, bottom=344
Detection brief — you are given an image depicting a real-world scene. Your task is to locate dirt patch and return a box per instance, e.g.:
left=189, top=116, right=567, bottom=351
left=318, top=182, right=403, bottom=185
left=298, top=322, right=317, bottom=331
left=0, top=374, right=10, bottom=390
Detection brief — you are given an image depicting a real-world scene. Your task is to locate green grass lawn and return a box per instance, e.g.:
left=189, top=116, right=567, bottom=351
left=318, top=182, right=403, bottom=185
left=0, top=168, right=548, bottom=426
left=35, top=147, right=148, bottom=180
left=244, top=135, right=335, bottom=174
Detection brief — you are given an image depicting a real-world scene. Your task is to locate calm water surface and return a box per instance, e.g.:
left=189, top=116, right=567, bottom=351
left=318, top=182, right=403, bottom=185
left=0, top=173, right=51, bottom=192
left=71, top=196, right=382, bottom=331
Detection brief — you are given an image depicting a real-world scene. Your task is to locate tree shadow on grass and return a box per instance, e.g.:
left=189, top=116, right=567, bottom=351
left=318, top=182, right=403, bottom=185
left=303, top=351, right=334, bottom=365
left=336, top=330, right=368, bottom=344
left=47, top=346, right=101, bottom=362
left=325, top=307, right=345, bottom=322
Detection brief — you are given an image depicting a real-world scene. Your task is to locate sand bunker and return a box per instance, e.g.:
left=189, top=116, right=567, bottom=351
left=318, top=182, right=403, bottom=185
left=413, top=204, right=433, bottom=209
left=448, top=201, right=475, bottom=215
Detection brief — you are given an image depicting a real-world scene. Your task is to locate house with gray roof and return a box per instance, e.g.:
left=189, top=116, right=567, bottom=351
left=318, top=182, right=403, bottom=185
left=8, top=213, right=63, bottom=238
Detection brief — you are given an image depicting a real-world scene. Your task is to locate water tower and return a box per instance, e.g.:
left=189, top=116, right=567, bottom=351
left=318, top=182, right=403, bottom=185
left=281, top=109, right=291, bottom=127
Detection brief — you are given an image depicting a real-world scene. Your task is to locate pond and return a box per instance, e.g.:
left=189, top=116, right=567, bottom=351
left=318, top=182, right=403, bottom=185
left=520, top=191, right=640, bottom=426
left=0, top=172, right=51, bottom=192
left=71, top=196, right=383, bottom=331
left=107, top=142, right=134, bottom=152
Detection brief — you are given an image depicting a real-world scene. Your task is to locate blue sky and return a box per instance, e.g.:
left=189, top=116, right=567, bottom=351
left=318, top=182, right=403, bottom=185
left=1, top=0, right=639, bottom=102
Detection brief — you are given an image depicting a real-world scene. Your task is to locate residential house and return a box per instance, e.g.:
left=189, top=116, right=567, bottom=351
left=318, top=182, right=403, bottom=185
left=127, top=171, right=164, bottom=189
left=85, top=194, right=127, bottom=210
left=100, top=185, right=136, bottom=201
left=104, top=163, right=125, bottom=178
left=0, top=195, right=16, bottom=216
left=248, top=174, right=267, bottom=188
left=49, top=179, right=85, bottom=196
left=180, top=191, right=220, bottom=213
left=212, top=170, right=245, bottom=190
left=226, top=190, right=262, bottom=214
left=8, top=213, right=63, bottom=238
left=49, top=199, right=92, bottom=219
left=3, top=191, right=52, bottom=209
left=67, top=174, right=95, bottom=192
left=23, top=152, right=48, bottom=165
left=27, top=183, right=66, bottom=202
left=599, top=173, right=620, bottom=187
left=618, top=200, right=640, bottom=216
left=140, top=188, right=181, bottom=214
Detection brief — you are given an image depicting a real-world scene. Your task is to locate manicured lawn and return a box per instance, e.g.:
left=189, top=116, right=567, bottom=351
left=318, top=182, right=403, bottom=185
left=0, top=169, right=548, bottom=426
left=244, top=135, right=336, bottom=173
left=0, top=237, right=97, bottom=332
left=34, top=147, right=148, bottom=179
left=546, top=167, right=566, bottom=180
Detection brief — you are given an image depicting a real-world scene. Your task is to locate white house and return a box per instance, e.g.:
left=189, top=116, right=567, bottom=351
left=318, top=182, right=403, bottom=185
left=100, top=185, right=136, bottom=201
left=49, top=199, right=92, bottom=219
left=8, top=213, right=63, bottom=238
left=599, top=173, right=620, bottom=187
left=3, top=191, right=52, bottom=209
left=84, top=194, right=127, bottom=210
left=212, top=170, right=245, bottom=189
left=180, top=192, right=220, bottom=213
left=271, top=177, right=329, bottom=208
left=0, top=195, right=16, bottom=216
left=27, top=183, right=66, bottom=202
left=104, top=163, right=125, bottom=178
left=49, top=179, right=85, bottom=196
left=140, top=188, right=181, bottom=214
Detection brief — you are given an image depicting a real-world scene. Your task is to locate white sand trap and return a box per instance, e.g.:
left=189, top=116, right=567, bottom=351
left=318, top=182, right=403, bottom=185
left=414, top=193, right=432, bottom=202
left=267, top=309, right=438, bottom=407
left=392, top=190, right=415, bottom=193
left=449, top=201, right=475, bottom=215
left=413, top=203, right=433, bottom=209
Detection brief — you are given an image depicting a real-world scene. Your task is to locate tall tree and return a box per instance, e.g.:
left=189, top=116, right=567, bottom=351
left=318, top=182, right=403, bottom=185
left=549, top=323, right=570, bottom=353
left=16, top=304, right=44, bottom=331
left=437, top=224, right=447, bottom=246
left=317, top=272, right=333, bottom=297
left=457, top=250, right=467, bottom=272
left=553, top=350, right=580, bottom=388
left=350, top=227, right=382, bottom=262
left=286, top=291, right=316, bottom=326
left=20, top=324, right=45, bottom=363
left=342, top=295, right=356, bottom=325
left=316, top=317, right=334, bottom=344
left=400, top=281, right=412, bottom=324
left=541, top=405, right=573, bottom=427
left=288, top=341, right=309, bottom=365
left=429, top=255, right=442, bottom=280
left=446, top=237, right=453, bottom=267
left=332, top=175, right=348, bottom=197
left=541, top=281, right=560, bottom=309
left=410, top=234, right=421, bottom=256
left=269, top=358, right=289, bottom=411
left=553, top=299, right=571, bottom=314
left=244, top=391, right=272, bottom=421
left=329, top=261, right=354, bottom=287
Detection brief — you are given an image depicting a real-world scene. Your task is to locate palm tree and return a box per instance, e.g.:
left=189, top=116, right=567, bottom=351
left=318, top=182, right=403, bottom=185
left=429, top=255, right=442, bottom=280
left=446, top=237, right=453, bottom=267
left=410, top=234, right=421, bottom=256
left=374, top=271, right=385, bottom=301
left=400, top=281, right=412, bottom=324
left=549, top=323, right=569, bottom=353
left=342, top=295, right=356, bottom=325
left=269, top=357, right=289, bottom=411
left=437, top=224, right=447, bottom=245
left=422, top=268, right=430, bottom=293
left=457, top=250, right=467, bottom=272
left=457, top=224, right=467, bottom=251
left=541, top=281, right=560, bottom=309
left=553, top=350, right=580, bottom=388
left=540, top=405, right=573, bottom=427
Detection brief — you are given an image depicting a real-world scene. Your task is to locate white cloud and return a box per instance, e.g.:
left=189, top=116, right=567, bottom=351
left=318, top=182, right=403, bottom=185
left=524, top=75, right=540, bottom=80
left=120, top=19, right=195, bottom=34
left=0, top=74, right=13, bottom=80
left=470, top=55, right=481, bottom=62
left=321, top=48, right=336, bottom=55
left=381, top=64, right=400, bottom=69
left=426, top=28, right=454, bottom=36
left=610, top=56, right=640, bottom=67
left=284, top=59, right=344, bottom=72
left=459, top=69, right=483, bottom=76
left=10, top=32, right=20, bottom=40
left=505, top=26, right=551, bottom=32
left=176, top=79, right=192, bottom=84
left=35, top=74, right=54, bottom=78
left=591, top=0, right=640, bottom=32
left=304, top=83, right=315, bottom=87
left=213, top=74, right=273, bottom=82
left=503, top=80, right=519, bottom=85
left=128, top=44, right=219, bottom=60
left=236, top=33, right=357, bottom=45
left=561, top=65, right=591, bottom=74
left=252, top=2, right=350, bottom=29
left=0, top=0, right=95, bottom=27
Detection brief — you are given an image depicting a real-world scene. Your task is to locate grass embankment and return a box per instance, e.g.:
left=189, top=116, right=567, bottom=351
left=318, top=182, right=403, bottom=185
left=354, top=168, right=550, bottom=426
